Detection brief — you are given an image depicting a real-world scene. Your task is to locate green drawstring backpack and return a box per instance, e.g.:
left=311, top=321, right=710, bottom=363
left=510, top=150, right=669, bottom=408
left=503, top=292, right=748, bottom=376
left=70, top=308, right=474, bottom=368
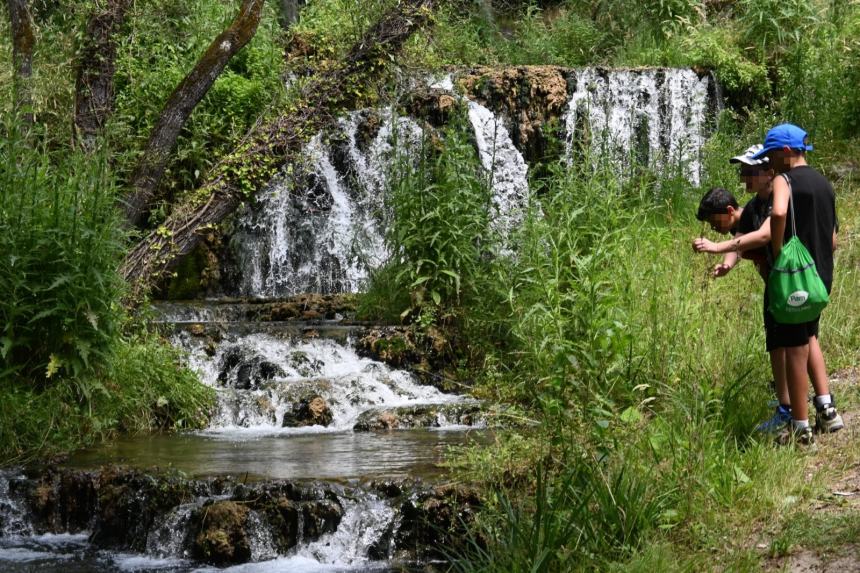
left=768, top=174, right=830, bottom=324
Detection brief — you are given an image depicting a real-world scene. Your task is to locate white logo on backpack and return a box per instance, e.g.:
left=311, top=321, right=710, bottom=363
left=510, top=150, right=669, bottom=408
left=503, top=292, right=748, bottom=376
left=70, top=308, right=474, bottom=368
left=788, top=290, right=809, bottom=307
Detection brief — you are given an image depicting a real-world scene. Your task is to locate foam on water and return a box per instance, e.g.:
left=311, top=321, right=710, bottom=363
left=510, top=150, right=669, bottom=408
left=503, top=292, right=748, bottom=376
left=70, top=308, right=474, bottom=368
left=0, top=471, right=32, bottom=537
left=175, top=332, right=462, bottom=437
left=298, top=496, right=396, bottom=565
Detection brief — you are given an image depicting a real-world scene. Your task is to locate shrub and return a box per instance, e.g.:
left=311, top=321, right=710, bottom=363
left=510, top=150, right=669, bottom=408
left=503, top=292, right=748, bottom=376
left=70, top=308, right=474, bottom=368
left=0, top=120, right=125, bottom=381
left=383, top=115, right=494, bottom=325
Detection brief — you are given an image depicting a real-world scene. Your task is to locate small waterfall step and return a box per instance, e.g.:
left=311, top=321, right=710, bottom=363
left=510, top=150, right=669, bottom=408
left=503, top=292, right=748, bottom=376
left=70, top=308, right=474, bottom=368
left=0, top=466, right=480, bottom=572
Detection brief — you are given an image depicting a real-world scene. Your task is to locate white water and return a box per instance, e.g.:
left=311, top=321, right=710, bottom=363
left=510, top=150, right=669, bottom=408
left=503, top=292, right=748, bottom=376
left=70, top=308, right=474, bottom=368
left=234, top=110, right=424, bottom=297
left=0, top=471, right=32, bottom=538
left=565, top=68, right=712, bottom=184
left=175, top=332, right=463, bottom=437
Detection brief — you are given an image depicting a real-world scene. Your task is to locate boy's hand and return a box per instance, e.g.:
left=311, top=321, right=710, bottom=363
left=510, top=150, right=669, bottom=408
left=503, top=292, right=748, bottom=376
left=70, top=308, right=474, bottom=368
left=713, top=263, right=732, bottom=278
left=692, top=237, right=718, bottom=253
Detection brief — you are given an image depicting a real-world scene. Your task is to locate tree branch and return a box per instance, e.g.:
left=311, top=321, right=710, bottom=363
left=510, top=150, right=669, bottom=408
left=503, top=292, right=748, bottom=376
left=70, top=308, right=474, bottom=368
left=121, top=0, right=434, bottom=300
left=121, top=0, right=266, bottom=228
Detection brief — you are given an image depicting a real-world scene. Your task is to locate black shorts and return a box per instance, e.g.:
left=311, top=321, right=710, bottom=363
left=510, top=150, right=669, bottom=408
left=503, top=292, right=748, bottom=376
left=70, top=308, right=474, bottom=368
left=763, top=284, right=824, bottom=351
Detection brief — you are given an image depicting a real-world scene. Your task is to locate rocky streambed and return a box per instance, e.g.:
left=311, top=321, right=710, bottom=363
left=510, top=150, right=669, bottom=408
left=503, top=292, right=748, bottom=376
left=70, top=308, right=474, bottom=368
left=0, top=465, right=480, bottom=572
left=0, top=298, right=491, bottom=571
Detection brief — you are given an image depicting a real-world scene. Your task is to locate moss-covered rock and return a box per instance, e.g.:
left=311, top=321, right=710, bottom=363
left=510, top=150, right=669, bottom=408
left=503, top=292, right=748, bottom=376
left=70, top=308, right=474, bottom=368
left=190, top=500, right=252, bottom=565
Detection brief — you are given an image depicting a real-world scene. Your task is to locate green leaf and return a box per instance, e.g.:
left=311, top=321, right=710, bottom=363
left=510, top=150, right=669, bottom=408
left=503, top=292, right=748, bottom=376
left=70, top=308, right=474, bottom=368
left=431, top=290, right=441, bottom=305
left=620, top=406, right=642, bottom=424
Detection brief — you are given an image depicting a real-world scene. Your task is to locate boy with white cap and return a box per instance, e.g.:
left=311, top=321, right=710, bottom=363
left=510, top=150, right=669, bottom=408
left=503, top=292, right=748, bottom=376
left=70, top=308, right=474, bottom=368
left=693, top=144, right=793, bottom=432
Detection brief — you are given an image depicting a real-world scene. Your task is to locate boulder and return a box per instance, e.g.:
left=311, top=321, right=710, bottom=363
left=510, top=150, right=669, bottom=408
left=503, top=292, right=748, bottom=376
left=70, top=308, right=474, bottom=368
left=282, top=395, right=333, bottom=428
left=190, top=501, right=252, bottom=565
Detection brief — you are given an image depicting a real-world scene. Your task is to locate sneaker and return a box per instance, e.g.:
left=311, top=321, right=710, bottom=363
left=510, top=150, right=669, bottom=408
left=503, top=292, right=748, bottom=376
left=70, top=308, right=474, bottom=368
left=815, top=403, right=844, bottom=433
left=775, top=424, right=815, bottom=446
left=755, top=404, right=792, bottom=434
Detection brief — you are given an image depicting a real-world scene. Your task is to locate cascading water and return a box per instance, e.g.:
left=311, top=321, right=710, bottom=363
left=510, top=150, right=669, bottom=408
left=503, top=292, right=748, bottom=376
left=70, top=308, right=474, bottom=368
left=232, top=110, right=424, bottom=298
left=565, top=68, right=713, bottom=184
left=228, top=86, right=531, bottom=297
left=173, top=330, right=468, bottom=436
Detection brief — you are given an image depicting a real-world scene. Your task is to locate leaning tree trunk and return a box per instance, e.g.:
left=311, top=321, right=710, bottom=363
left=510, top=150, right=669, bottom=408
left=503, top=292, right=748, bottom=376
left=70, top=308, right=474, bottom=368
left=6, top=0, right=35, bottom=123
left=74, top=0, right=131, bottom=150
left=121, top=0, right=266, bottom=228
left=121, top=0, right=434, bottom=300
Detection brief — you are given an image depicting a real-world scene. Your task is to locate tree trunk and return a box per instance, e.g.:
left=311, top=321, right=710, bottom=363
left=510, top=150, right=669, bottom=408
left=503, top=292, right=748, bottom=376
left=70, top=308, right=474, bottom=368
left=121, top=0, right=266, bottom=228
left=121, top=0, right=434, bottom=300
left=74, top=0, right=131, bottom=150
left=6, top=0, right=35, bottom=123
left=277, top=0, right=304, bottom=29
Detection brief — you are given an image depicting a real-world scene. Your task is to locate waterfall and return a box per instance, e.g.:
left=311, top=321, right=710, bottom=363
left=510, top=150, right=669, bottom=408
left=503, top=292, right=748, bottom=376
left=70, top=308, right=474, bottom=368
left=297, top=496, right=397, bottom=565
left=565, top=68, right=713, bottom=185
left=229, top=83, right=531, bottom=297
left=173, top=331, right=465, bottom=437
left=232, top=110, right=424, bottom=298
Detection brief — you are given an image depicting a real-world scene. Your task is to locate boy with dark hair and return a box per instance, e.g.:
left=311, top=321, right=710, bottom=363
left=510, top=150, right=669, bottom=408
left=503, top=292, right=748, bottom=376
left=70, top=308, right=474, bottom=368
left=693, top=146, right=792, bottom=432
left=752, top=123, right=843, bottom=445
left=696, top=187, right=740, bottom=235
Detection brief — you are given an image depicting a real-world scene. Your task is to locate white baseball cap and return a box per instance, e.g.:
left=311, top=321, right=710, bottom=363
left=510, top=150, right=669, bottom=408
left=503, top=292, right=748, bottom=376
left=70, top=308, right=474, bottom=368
left=729, top=144, right=768, bottom=166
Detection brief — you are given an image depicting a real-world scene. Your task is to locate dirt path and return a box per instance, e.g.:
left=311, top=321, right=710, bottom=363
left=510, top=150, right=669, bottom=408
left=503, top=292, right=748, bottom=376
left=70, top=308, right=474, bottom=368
left=764, top=368, right=860, bottom=572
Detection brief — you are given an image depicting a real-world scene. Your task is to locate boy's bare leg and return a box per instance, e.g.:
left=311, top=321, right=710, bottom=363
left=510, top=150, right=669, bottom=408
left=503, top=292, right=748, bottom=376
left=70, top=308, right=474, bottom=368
left=770, top=348, right=789, bottom=405
left=786, top=344, right=810, bottom=422
left=807, top=335, right=830, bottom=397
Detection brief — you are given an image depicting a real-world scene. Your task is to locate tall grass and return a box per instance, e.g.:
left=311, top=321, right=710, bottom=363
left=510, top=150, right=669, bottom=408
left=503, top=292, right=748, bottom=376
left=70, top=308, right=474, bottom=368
left=0, top=116, right=215, bottom=461
left=360, top=114, right=495, bottom=326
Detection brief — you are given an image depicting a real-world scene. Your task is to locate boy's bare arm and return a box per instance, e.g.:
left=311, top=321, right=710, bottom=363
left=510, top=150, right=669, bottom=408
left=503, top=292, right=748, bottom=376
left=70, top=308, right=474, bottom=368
left=771, top=177, right=789, bottom=257
left=713, top=250, right=739, bottom=277
left=692, top=219, right=771, bottom=254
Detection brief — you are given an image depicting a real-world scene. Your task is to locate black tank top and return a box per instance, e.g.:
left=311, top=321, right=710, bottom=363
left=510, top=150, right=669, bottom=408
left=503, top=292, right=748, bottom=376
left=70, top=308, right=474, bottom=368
left=782, top=166, right=836, bottom=290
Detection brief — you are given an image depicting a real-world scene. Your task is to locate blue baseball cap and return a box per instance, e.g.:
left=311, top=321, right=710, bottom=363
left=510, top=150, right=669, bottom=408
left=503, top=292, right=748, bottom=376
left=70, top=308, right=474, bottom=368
left=751, top=123, right=813, bottom=160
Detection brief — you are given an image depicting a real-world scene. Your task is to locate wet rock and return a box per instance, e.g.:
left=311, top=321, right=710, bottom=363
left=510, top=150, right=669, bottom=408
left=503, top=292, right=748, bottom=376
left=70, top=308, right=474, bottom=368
left=301, top=499, right=343, bottom=540
left=406, top=88, right=461, bottom=127
left=289, top=350, right=324, bottom=377
left=392, top=483, right=481, bottom=561
left=90, top=467, right=202, bottom=551
left=190, top=501, right=252, bottom=565
left=353, top=403, right=484, bottom=431
left=217, top=347, right=286, bottom=389
left=353, top=326, right=461, bottom=392
left=457, top=66, right=570, bottom=165
left=282, top=395, right=333, bottom=428
left=17, top=468, right=97, bottom=534
left=261, top=294, right=357, bottom=322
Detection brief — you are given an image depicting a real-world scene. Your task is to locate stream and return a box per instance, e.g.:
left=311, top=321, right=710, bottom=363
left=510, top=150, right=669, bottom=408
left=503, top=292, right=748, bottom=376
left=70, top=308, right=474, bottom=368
left=0, top=66, right=718, bottom=571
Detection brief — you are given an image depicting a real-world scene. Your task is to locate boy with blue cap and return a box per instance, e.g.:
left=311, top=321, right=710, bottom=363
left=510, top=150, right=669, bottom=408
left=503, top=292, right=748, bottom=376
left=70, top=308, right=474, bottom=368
left=752, top=123, right=843, bottom=445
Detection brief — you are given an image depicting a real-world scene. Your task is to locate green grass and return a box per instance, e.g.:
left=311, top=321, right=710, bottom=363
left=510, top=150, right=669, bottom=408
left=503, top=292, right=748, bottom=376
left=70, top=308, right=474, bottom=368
left=0, top=332, right=214, bottom=464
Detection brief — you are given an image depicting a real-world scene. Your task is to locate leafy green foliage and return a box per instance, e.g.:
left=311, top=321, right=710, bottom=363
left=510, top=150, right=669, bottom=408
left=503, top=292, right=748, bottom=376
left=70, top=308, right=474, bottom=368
left=110, top=0, right=286, bottom=204
left=0, top=120, right=125, bottom=381
left=383, top=115, right=494, bottom=325
left=0, top=332, right=214, bottom=463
